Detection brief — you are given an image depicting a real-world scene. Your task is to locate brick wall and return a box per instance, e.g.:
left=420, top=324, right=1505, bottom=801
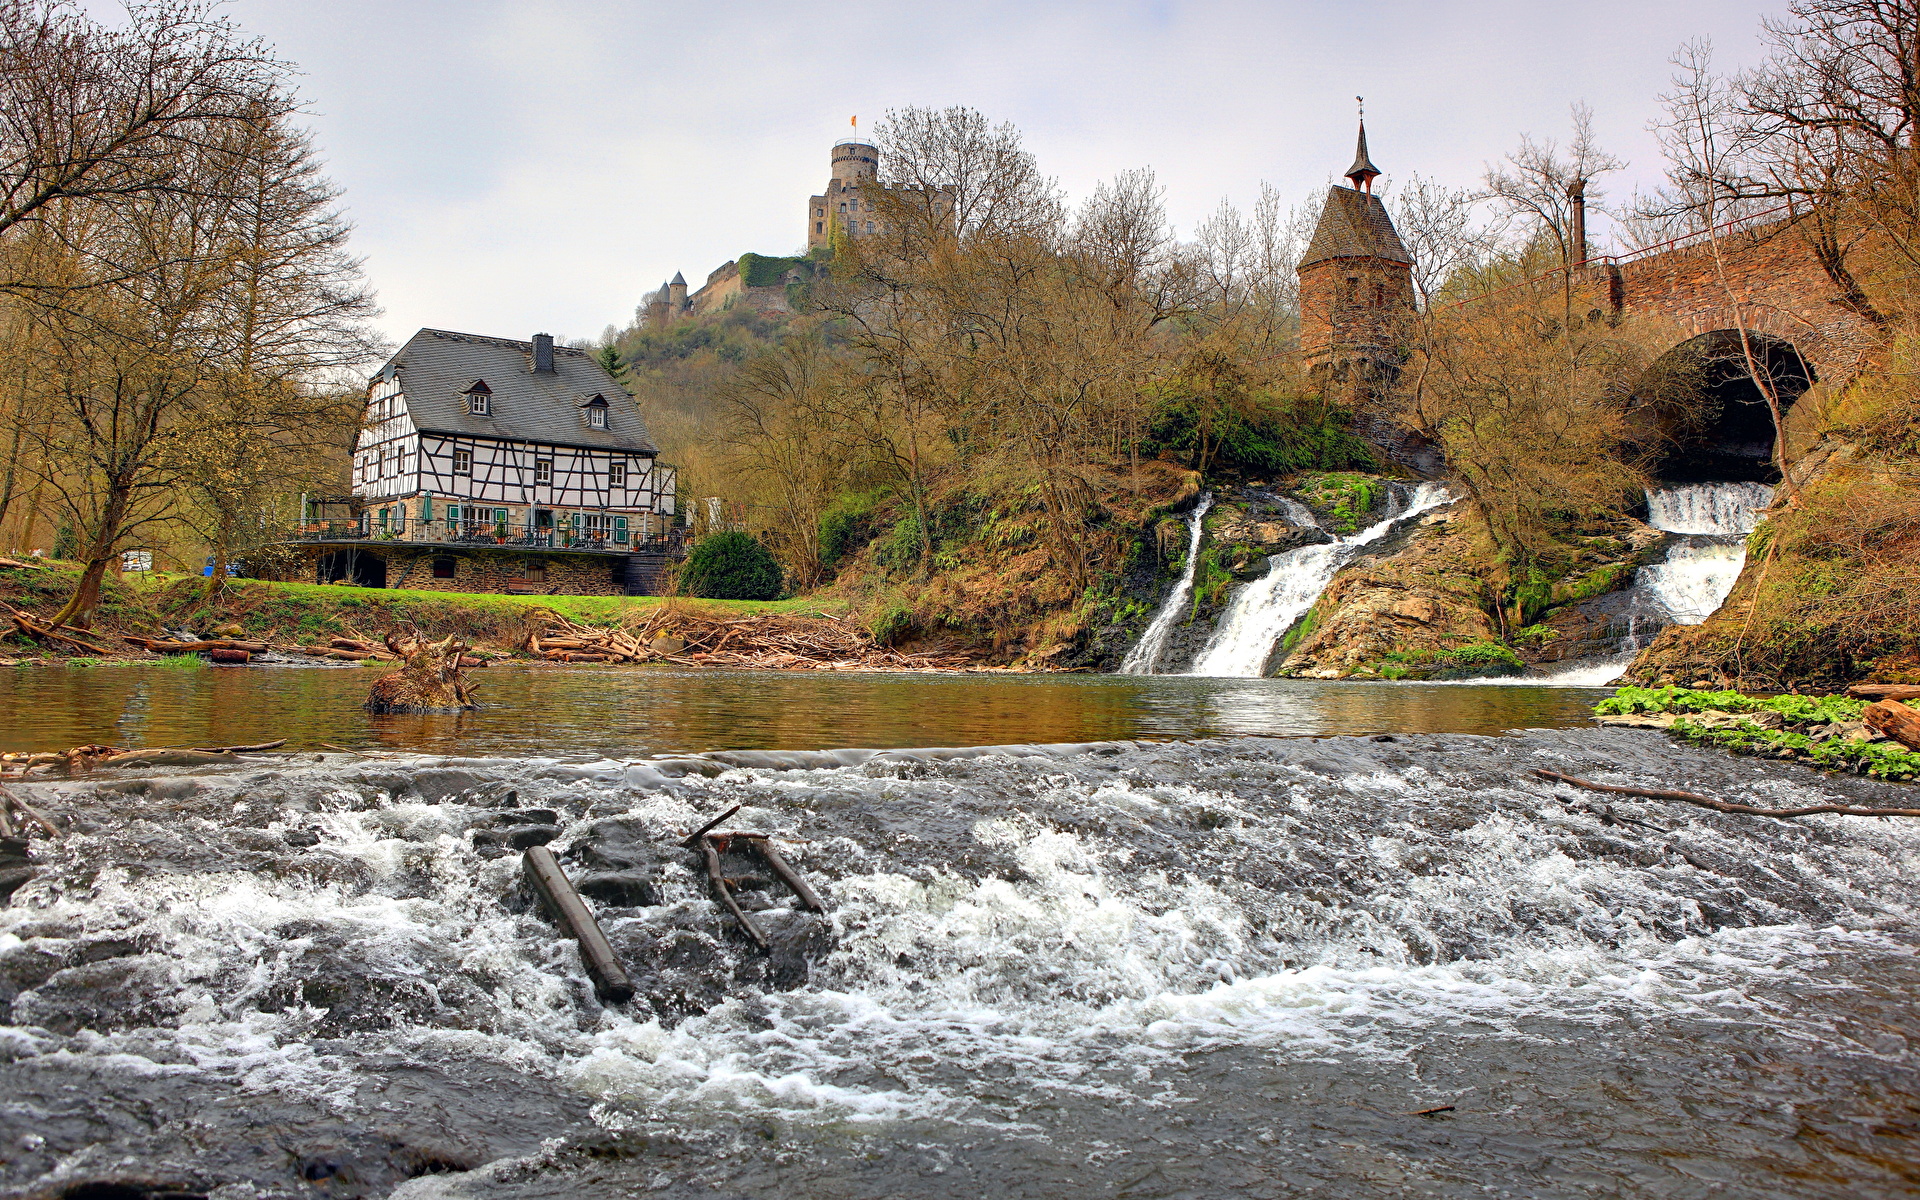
left=1612, top=218, right=1881, bottom=385
left=1298, top=257, right=1415, bottom=369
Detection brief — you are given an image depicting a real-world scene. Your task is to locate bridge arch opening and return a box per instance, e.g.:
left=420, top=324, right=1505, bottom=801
left=1634, top=330, right=1814, bottom=483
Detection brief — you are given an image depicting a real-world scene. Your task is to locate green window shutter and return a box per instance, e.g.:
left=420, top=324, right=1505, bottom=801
left=613, top=517, right=628, bottom=543
left=495, top=508, right=507, bottom=522
left=448, top=505, right=460, bottom=522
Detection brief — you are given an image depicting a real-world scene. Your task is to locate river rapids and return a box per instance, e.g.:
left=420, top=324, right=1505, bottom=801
left=2, top=730, right=1917, bottom=1198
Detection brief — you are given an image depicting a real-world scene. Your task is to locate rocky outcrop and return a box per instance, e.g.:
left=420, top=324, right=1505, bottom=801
left=1274, top=506, right=1504, bottom=678
left=1275, top=505, right=1667, bottom=680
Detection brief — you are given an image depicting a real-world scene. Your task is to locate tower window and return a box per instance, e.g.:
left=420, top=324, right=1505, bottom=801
left=452, top=448, right=472, bottom=475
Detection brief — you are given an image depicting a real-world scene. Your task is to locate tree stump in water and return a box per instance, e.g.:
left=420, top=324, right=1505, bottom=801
left=364, top=631, right=480, bottom=713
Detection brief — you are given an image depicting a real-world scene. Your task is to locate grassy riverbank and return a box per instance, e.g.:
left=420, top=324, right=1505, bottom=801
left=1, top=562, right=846, bottom=659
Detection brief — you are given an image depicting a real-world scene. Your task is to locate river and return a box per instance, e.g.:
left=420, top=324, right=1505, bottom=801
left=1, top=665, right=1916, bottom=1199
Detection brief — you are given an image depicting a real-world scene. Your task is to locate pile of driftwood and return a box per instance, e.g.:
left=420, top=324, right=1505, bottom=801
left=2, top=738, right=287, bottom=778
left=529, top=608, right=980, bottom=671
left=7, top=606, right=113, bottom=657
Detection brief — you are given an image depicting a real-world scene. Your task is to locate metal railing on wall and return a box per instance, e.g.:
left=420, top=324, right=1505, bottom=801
left=292, top=516, right=686, bottom=555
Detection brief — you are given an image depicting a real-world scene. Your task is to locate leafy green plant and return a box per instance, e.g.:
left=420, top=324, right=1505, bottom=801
left=1594, top=686, right=1866, bottom=724
left=1372, top=640, right=1525, bottom=679
left=1299, top=473, right=1386, bottom=534
left=1670, top=718, right=1920, bottom=781
left=679, top=532, right=784, bottom=600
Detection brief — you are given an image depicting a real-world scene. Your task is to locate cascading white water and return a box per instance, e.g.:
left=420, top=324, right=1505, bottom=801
left=1118, top=493, right=1213, bottom=675
left=1188, top=483, right=1451, bottom=678
left=1638, top=481, right=1774, bottom=626
left=1645, top=482, right=1774, bottom=536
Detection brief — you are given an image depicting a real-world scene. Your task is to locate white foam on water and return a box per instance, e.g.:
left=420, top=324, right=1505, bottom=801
left=1119, top=493, right=1214, bottom=676
left=1638, top=541, right=1751, bottom=625
left=4, top=746, right=1916, bottom=1134
left=1190, top=484, right=1452, bottom=678
left=1647, top=482, right=1774, bottom=536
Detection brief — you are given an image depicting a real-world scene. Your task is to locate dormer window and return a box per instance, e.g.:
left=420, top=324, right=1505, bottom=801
left=465, top=380, right=492, bottom=416
left=584, top=394, right=608, bottom=430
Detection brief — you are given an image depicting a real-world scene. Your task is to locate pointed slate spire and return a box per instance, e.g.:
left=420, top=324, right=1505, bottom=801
left=670, top=271, right=686, bottom=286
left=1345, top=119, right=1381, bottom=194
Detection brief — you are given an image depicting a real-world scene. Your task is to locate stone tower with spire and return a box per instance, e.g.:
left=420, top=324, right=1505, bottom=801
left=1297, top=117, right=1415, bottom=424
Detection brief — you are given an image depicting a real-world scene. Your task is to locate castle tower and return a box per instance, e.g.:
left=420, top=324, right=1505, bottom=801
left=668, top=271, right=688, bottom=313
left=1297, top=118, right=1415, bottom=416
left=646, top=281, right=671, bottom=330
left=808, top=123, right=881, bottom=250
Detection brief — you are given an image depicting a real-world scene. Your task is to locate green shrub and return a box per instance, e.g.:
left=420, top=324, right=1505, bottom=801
left=819, top=491, right=884, bottom=567
left=679, top=532, right=783, bottom=600
left=1139, top=392, right=1376, bottom=477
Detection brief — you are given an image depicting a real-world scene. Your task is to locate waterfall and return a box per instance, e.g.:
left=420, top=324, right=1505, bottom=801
left=1637, top=481, right=1774, bottom=626
left=1118, top=493, right=1214, bottom=675
left=1188, top=483, right=1452, bottom=678
left=1645, top=482, right=1774, bottom=536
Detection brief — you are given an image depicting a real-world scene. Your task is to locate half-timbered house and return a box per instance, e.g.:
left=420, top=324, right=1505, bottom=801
left=294, top=329, right=681, bottom=595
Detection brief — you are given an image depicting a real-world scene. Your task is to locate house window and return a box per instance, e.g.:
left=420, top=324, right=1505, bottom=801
left=535, top=458, right=553, bottom=484
left=585, top=397, right=608, bottom=429
left=468, top=393, right=489, bottom=415
left=608, top=460, right=626, bottom=487
left=584, top=513, right=612, bottom=541
left=432, top=557, right=456, bottom=579
left=452, top=448, right=472, bottom=475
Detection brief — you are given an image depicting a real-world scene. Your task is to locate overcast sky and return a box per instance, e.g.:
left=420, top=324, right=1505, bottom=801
left=216, top=0, right=1785, bottom=352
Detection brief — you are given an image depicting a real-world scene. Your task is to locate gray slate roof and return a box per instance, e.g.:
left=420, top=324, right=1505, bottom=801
left=1298, top=186, right=1413, bottom=269
left=384, top=328, right=658, bottom=455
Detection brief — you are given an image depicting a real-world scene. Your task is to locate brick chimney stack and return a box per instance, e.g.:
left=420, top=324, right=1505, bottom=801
left=532, top=332, right=555, bottom=373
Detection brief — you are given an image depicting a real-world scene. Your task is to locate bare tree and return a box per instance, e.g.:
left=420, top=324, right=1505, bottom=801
left=1391, top=174, right=1493, bottom=307
left=0, top=0, right=292, bottom=286
left=1483, top=102, right=1625, bottom=277
left=1658, top=39, right=1806, bottom=501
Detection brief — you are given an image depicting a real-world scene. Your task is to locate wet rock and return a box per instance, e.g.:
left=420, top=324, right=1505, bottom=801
left=472, top=823, right=560, bottom=851
left=402, top=768, right=484, bottom=803
left=283, top=828, right=322, bottom=847
left=575, top=868, right=663, bottom=908
left=483, top=808, right=560, bottom=827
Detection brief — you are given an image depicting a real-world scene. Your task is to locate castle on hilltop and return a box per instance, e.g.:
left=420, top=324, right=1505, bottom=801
left=645, top=130, right=948, bottom=330
left=807, top=135, right=881, bottom=250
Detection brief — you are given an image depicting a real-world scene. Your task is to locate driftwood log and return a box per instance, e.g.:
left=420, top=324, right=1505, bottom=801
left=1862, top=699, right=1920, bottom=751
left=700, top=836, right=769, bottom=950
left=364, top=630, right=479, bottom=713
left=730, top=834, right=827, bottom=913
left=1531, top=768, right=1920, bottom=819
left=522, top=845, right=634, bottom=1003
left=8, top=607, right=111, bottom=655
left=1848, top=683, right=1920, bottom=702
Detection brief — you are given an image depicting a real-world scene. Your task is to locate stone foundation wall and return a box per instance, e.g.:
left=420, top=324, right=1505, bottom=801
left=301, top=547, right=629, bottom=595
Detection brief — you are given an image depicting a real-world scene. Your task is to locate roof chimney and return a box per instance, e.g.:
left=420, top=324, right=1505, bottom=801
left=532, top=332, right=555, bottom=373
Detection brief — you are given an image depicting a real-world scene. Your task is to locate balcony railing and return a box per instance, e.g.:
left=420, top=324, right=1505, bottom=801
left=292, top=516, right=686, bottom=556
